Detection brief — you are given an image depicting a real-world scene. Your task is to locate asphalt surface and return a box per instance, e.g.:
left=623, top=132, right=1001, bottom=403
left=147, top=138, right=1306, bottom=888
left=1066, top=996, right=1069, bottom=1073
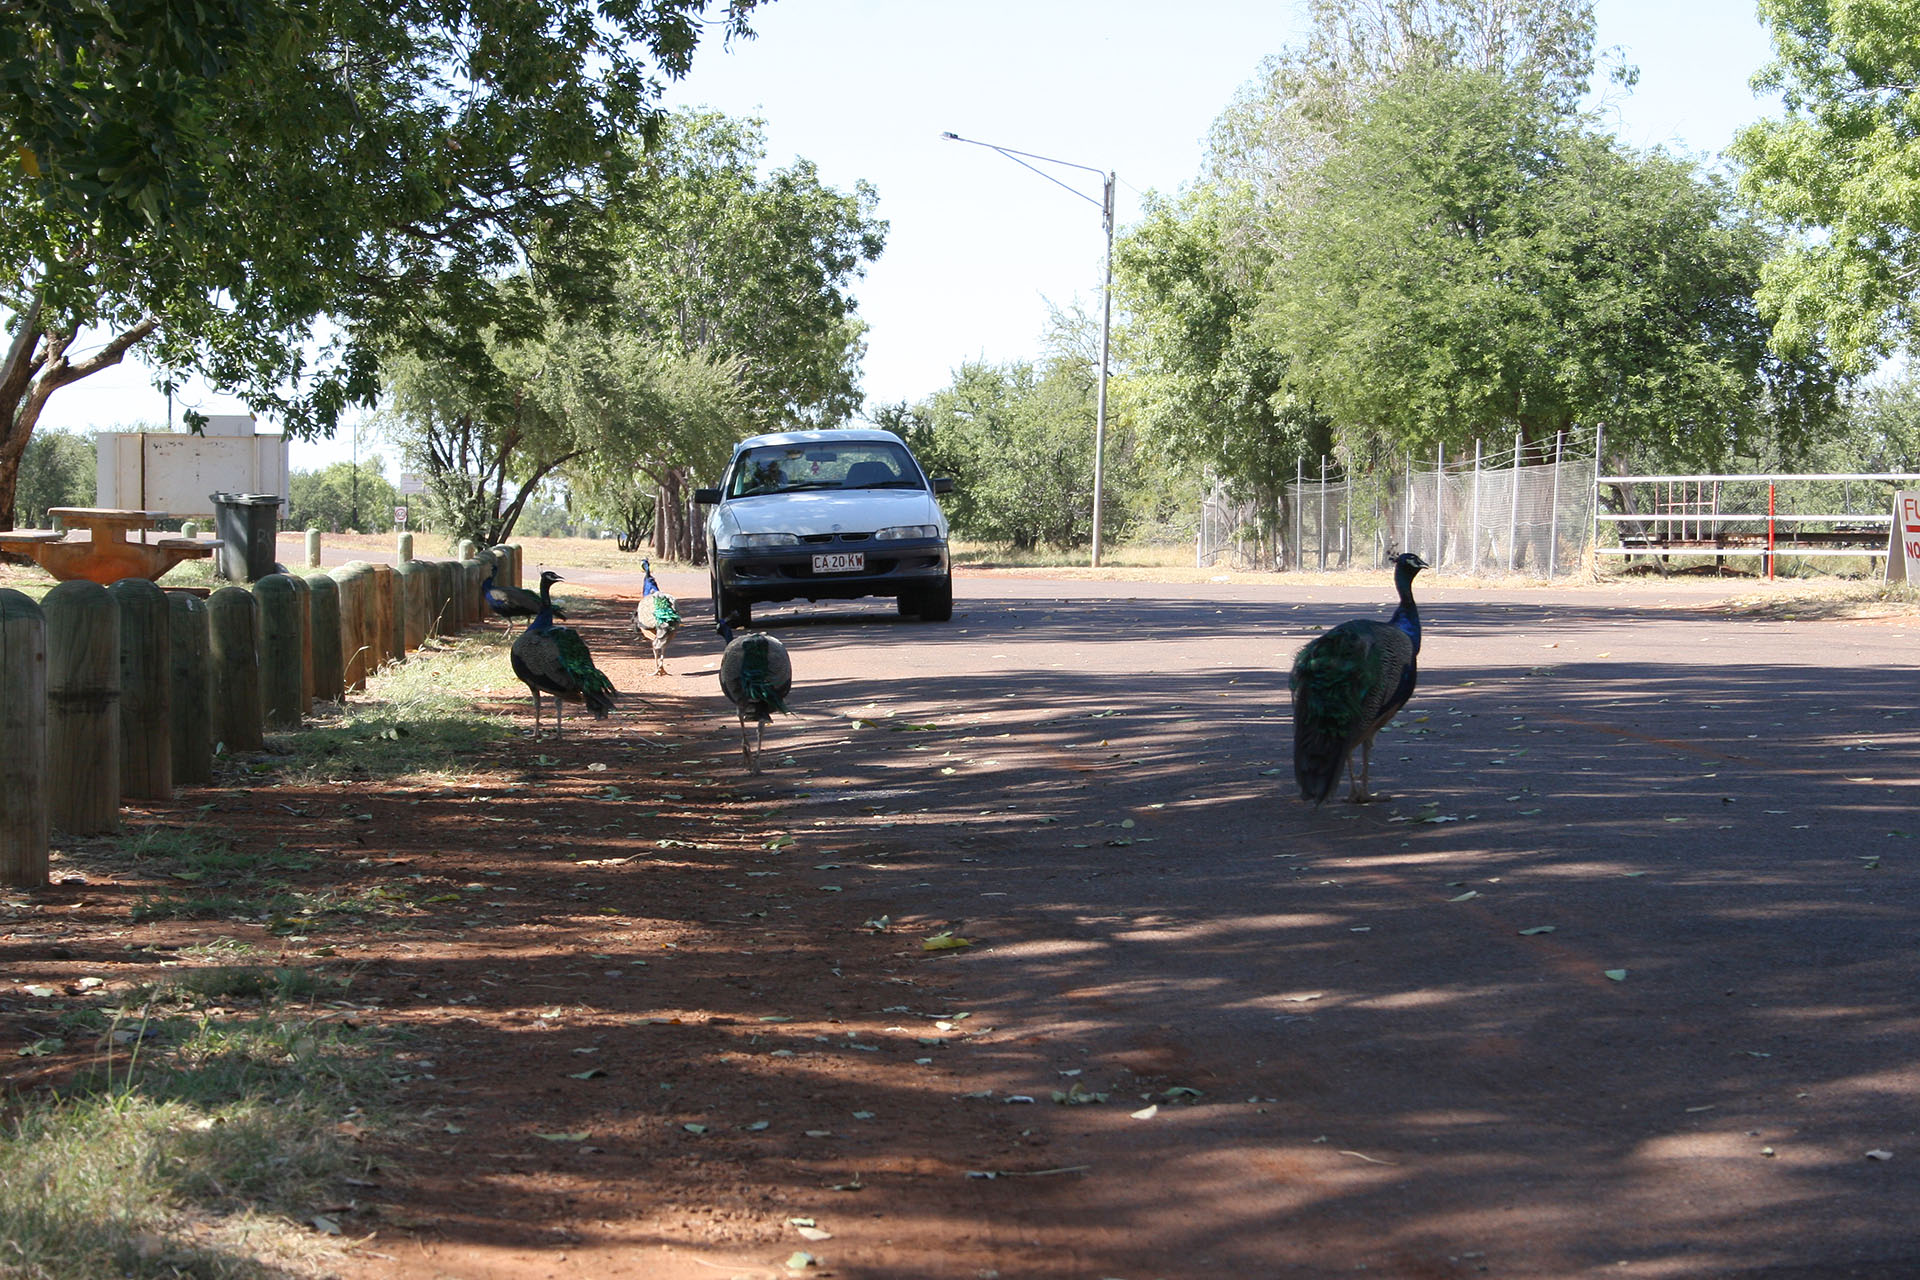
left=656, top=570, right=1919, bottom=1280
left=282, top=537, right=1920, bottom=1276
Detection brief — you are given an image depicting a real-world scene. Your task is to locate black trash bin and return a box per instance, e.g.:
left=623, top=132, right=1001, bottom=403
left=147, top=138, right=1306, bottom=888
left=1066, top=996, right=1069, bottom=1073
left=209, top=492, right=285, bottom=581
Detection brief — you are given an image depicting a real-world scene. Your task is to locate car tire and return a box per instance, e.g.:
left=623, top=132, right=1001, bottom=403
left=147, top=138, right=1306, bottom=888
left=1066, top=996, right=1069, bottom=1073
left=713, top=576, right=751, bottom=628
left=914, top=573, right=954, bottom=623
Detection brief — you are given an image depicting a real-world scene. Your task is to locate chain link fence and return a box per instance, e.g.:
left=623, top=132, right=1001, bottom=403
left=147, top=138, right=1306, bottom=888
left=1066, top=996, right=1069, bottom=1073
left=1199, top=434, right=1597, bottom=578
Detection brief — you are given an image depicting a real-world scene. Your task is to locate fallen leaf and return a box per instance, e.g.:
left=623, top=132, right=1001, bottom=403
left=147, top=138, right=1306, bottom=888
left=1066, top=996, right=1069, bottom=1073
left=536, top=1132, right=590, bottom=1142
left=1603, top=969, right=1628, bottom=982
left=1131, top=1104, right=1159, bottom=1120
left=922, top=933, right=974, bottom=952
left=1518, top=925, right=1557, bottom=936
left=1867, top=1149, right=1894, bottom=1161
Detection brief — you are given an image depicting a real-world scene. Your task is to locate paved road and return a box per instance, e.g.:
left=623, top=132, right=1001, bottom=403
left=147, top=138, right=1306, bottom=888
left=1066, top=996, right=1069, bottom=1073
left=663, top=572, right=1918, bottom=1279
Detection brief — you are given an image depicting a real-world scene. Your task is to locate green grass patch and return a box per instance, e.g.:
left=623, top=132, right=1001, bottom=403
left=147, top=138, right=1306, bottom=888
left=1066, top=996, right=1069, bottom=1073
left=0, top=1003, right=394, bottom=1278
left=279, top=633, right=516, bottom=784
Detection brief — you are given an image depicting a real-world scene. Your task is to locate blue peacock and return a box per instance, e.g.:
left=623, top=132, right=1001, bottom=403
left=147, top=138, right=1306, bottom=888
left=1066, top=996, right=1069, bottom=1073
left=510, top=571, right=617, bottom=738
left=716, top=619, right=791, bottom=774
left=482, top=567, right=562, bottom=635
left=633, top=558, right=681, bottom=676
left=1290, top=552, right=1429, bottom=804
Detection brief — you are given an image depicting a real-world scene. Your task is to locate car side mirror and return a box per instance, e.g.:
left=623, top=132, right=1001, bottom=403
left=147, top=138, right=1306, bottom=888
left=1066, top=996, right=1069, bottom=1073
left=932, top=477, right=954, bottom=496
left=693, top=488, right=721, bottom=505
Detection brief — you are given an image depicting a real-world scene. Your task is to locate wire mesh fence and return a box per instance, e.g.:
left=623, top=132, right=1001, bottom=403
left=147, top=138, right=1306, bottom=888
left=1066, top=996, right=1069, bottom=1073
left=1198, top=434, right=1597, bottom=578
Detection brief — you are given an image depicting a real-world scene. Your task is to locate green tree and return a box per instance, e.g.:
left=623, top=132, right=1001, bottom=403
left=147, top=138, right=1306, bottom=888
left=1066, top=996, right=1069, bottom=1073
left=549, top=334, right=747, bottom=554
left=380, top=307, right=584, bottom=548
left=1116, top=185, right=1330, bottom=568
left=12, top=427, right=93, bottom=526
left=1732, top=0, right=1920, bottom=374
left=1265, top=70, right=1838, bottom=466
left=288, top=459, right=401, bottom=534
left=909, top=323, right=1132, bottom=553
left=0, top=0, right=763, bottom=530
left=1205, top=0, right=1600, bottom=220
left=609, top=111, right=886, bottom=431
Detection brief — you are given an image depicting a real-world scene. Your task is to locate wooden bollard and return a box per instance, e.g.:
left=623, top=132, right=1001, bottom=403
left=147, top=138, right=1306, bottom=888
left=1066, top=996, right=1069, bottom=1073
left=305, top=573, right=344, bottom=703
left=332, top=563, right=372, bottom=690
left=397, top=531, right=414, bottom=563
left=43, top=580, right=120, bottom=835
left=253, top=574, right=304, bottom=729
left=371, top=564, right=400, bottom=668
left=462, top=557, right=487, bottom=630
left=490, top=545, right=514, bottom=596
left=433, top=560, right=459, bottom=637
left=305, top=529, right=322, bottom=568
left=507, top=543, right=524, bottom=590
left=396, top=560, right=431, bottom=652
left=456, top=538, right=477, bottom=563
left=207, top=586, right=263, bottom=753
left=286, top=573, right=315, bottom=711
left=168, top=593, right=212, bottom=785
left=0, top=589, right=49, bottom=885
left=108, top=578, right=172, bottom=801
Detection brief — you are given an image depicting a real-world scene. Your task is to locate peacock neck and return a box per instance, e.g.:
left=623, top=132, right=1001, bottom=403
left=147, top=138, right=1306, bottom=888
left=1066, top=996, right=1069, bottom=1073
left=531, top=577, right=558, bottom=630
left=1390, top=567, right=1422, bottom=652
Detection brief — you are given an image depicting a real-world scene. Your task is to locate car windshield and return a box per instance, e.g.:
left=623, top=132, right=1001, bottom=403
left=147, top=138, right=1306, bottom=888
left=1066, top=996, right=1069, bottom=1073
left=726, top=443, right=923, bottom=497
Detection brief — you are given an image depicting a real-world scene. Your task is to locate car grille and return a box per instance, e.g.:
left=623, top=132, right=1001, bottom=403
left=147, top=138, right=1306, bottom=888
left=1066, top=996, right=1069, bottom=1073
left=799, top=532, right=872, bottom=544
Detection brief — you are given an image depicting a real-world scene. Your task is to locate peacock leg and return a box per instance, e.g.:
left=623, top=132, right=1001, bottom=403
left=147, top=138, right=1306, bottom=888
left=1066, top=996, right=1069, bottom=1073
left=1354, top=737, right=1375, bottom=803
left=739, top=711, right=754, bottom=772
left=531, top=690, right=543, bottom=738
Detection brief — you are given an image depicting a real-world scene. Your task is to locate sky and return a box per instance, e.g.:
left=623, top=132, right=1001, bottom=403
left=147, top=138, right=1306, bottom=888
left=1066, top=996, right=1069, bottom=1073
left=38, top=0, right=1781, bottom=477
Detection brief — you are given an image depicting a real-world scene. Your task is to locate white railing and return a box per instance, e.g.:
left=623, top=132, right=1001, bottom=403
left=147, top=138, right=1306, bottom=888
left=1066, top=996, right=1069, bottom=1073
left=1593, top=468, right=1920, bottom=574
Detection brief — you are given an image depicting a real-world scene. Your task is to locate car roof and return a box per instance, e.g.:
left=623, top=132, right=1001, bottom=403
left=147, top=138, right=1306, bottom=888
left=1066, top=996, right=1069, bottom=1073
left=730, top=428, right=907, bottom=454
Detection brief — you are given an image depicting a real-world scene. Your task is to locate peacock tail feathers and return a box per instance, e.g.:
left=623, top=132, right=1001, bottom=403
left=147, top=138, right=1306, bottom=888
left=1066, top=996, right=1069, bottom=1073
left=739, top=634, right=789, bottom=714
left=552, top=626, right=618, bottom=716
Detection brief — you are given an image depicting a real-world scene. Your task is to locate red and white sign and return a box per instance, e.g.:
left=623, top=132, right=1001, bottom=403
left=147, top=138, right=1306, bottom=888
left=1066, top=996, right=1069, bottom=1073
left=1889, top=490, right=1920, bottom=584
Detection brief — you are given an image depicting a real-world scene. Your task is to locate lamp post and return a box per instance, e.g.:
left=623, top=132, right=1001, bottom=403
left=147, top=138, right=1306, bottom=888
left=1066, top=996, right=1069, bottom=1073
left=940, top=131, right=1115, bottom=568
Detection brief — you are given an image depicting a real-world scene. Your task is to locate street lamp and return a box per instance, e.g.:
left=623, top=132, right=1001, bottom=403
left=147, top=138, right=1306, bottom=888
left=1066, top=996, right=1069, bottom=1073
left=940, top=130, right=1115, bottom=568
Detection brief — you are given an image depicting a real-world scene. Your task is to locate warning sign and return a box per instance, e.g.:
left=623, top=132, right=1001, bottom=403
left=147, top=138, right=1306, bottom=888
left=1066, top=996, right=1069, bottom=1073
left=1889, top=490, right=1920, bottom=584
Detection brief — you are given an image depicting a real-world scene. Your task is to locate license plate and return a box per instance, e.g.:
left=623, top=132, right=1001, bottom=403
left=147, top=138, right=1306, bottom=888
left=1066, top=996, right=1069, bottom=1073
left=812, top=552, right=864, bottom=573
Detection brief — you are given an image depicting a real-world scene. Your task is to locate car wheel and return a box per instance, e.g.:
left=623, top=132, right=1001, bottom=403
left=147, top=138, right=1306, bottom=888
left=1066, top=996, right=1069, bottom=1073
left=713, top=576, right=751, bottom=627
left=915, top=573, right=954, bottom=623
left=895, top=593, right=918, bottom=618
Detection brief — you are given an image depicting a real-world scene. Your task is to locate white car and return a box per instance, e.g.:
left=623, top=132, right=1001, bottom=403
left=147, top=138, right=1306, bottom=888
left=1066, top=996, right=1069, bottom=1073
left=695, top=428, right=954, bottom=625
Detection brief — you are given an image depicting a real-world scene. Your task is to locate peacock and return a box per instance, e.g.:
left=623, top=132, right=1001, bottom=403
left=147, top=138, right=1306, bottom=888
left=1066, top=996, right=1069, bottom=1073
left=510, top=571, right=617, bottom=738
left=633, top=558, right=681, bottom=676
left=1290, top=552, right=1430, bottom=805
left=482, top=568, right=562, bottom=635
left=716, top=619, right=791, bottom=774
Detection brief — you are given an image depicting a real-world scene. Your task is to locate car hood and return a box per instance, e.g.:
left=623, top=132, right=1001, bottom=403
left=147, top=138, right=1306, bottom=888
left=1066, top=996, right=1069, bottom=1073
left=715, top=489, right=947, bottom=537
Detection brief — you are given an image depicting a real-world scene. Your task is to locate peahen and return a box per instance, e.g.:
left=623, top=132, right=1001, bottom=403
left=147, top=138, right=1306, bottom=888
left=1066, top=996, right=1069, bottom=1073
left=483, top=569, right=562, bottom=635
left=633, top=558, right=681, bottom=676
left=716, top=619, right=791, bottom=774
left=510, top=571, right=617, bottom=738
left=1290, top=552, right=1430, bottom=805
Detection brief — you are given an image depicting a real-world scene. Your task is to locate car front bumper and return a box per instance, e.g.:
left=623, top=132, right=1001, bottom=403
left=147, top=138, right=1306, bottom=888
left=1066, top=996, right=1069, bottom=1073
left=713, top=536, right=950, bottom=604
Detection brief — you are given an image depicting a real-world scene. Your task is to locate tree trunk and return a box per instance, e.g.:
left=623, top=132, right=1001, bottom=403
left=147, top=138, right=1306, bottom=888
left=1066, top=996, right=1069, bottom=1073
left=0, top=302, right=157, bottom=531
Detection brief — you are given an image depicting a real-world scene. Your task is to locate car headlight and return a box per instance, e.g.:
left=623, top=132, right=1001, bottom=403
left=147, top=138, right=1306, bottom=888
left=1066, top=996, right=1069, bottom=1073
left=728, top=532, right=800, bottom=549
left=874, top=525, right=939, bottom=541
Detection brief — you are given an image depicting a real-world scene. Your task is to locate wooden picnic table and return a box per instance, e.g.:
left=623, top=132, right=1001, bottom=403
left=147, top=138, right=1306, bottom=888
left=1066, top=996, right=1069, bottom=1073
left=0, top=507, right=219, bottom=584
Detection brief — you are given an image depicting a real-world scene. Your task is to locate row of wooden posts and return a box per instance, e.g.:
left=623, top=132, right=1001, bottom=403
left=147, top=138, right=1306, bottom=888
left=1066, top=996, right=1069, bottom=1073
left=0, top=537, right=525, bottom=888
